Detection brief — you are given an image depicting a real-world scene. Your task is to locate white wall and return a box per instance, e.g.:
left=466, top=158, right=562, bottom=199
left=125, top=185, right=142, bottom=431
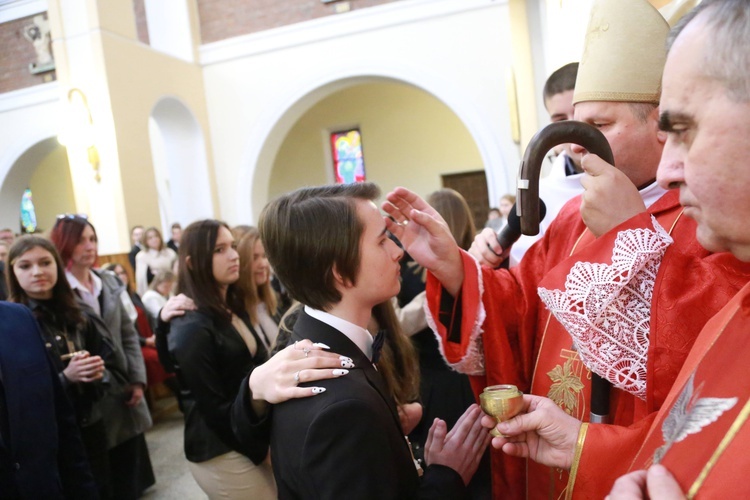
left=201, top=0, right=518, bottom=224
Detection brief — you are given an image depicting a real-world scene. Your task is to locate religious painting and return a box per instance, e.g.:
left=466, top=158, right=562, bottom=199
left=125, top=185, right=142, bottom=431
left=331, top=128, right=366, bottom=184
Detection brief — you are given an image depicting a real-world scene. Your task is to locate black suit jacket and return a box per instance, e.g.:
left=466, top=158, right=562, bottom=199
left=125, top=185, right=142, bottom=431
left=269, top=311, right=466, bottom=500
left=169, top=310, right=270, bottom=464
left=0, top=302, right=97, bottom=499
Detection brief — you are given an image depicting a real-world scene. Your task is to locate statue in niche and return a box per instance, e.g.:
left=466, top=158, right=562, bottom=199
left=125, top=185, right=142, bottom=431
left=23, top=14, right=54, bottom=72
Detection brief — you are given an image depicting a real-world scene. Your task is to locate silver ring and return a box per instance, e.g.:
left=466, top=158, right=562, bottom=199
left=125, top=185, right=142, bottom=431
left=294, top=370, right=301, bottom=384
left=303, top=347, right=311, bottom=357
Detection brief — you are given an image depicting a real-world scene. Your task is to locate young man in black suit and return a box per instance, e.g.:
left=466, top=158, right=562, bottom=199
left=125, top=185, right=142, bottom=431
left=258, top=183, right=489, bottom=499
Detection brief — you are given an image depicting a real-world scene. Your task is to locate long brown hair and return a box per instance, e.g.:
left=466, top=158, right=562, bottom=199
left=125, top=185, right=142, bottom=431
left=372, top=301, right=420, bottom=406
left=427, top=189, right=477, bottom=251
left=176, top=219, right=246, bottom=325
left=233, top=226, right=277, bottom=325
left=7, top=235, right=84, bottom=327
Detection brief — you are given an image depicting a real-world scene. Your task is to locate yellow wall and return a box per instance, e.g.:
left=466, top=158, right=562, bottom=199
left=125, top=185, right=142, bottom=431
left=28, top=146, right=77, bottom=232
left=269, top=82, right=483, bottom=202
left=102, top=33, right=218, bottom=229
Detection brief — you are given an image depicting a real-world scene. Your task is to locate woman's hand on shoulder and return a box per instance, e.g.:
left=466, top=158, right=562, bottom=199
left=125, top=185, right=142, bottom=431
left=159, top=293, right=196, bottom=322
left=248, top=339, right=354, bottom=404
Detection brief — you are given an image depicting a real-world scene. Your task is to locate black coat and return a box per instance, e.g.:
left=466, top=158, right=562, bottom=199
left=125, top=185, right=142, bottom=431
left=169, top=310, right=270, bottom=463
left=28, top=299, right=116, bottom=428
left=269, top=311, right=467, bottom=500
left=0, top=302, right=97, bottom=499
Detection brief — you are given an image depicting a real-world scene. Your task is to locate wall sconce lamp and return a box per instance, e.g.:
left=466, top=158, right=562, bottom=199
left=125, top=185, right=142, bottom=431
left=58, top=88, right=101, bottom=182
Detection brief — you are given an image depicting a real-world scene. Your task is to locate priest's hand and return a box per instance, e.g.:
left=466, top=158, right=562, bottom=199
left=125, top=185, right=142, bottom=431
left=383, top=187, right=464, bottom=296
left=606, top=465, right=685, bottom=500
left=424, top=404, right=491, bottom=485
left=580, top=154, right=646, bottom=237
left=469, top=228, right=505, bottom=268
left=482, top=394, right=580, bottom=470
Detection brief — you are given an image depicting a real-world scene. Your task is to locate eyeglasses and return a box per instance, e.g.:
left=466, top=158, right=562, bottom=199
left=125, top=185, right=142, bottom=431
left=55, top=213, right=88, bottom=221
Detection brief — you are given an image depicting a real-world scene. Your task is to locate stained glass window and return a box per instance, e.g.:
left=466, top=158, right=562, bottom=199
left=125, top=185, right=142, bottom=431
left=331, top=128, right=365, bottom=184
left=20, top=188, right=37, bottom=233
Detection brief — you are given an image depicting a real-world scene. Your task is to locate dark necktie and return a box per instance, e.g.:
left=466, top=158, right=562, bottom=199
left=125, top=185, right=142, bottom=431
left=371, top=329, right=386, bottom=364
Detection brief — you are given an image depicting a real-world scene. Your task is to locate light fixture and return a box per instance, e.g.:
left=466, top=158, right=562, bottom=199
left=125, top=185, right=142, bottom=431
left=58, top=88, right=101, bottom=182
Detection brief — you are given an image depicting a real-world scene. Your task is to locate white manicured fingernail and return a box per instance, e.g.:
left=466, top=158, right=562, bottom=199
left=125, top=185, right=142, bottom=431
left=341, top=359, right=354, bottom=369
left=313, top=342, right=330, bottom=349
left=312, top=387, right=326, bottom=394
left=333, top=369, right=349, bottom=376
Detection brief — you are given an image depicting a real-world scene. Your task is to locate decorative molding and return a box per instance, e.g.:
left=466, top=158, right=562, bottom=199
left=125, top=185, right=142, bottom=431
left=0, top=0, right=47, bottom=23
left=0, top=81, right=59, bottom=113
left=200, top=0, right=504, bottom=66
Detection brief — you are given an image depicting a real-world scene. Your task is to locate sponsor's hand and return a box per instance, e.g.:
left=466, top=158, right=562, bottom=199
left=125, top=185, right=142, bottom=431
left=248, top=340, right=354, bottom=404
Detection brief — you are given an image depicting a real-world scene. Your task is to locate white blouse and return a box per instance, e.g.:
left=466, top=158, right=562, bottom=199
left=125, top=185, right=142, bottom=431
left=135, top=248, right=177, bottom=296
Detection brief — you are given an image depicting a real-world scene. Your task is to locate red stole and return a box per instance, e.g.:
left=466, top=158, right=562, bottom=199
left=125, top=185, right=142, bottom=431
left=627, top=283, right=750, bottom=498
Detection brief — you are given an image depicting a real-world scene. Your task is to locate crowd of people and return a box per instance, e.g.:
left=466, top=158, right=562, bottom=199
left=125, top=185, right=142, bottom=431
left=1, top=0, right=749, bottom=499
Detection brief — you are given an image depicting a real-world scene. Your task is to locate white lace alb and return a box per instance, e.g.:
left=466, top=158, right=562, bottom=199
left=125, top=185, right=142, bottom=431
left=538, top=217, right=673, bottom=400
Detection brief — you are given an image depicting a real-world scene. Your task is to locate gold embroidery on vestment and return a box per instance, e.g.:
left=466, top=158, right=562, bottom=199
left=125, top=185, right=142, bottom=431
left=547, top=351, right=586, bottom=419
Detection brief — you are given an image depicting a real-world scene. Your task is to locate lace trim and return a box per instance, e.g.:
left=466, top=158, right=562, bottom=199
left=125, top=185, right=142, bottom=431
left=538, top=217, right=673, bottom=400
left=428, top=256, right=486, bottom=376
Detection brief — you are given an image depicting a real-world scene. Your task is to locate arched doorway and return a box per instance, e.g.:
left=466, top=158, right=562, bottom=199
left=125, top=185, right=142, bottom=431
left=268, top=80, right=490, bottom=228
left=149, top=97, right=214, bottom=232
left=0, top=137, right=76, bottom=234
left=236, top=67, right=510, bottom=224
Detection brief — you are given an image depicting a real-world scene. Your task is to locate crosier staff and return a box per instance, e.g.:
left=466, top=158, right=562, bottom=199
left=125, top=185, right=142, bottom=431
left=516, top=120, right=614, bottom=424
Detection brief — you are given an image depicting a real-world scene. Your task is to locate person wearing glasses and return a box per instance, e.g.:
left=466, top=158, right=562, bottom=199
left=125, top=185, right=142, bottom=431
left=51, top=214, right=155, bottom=500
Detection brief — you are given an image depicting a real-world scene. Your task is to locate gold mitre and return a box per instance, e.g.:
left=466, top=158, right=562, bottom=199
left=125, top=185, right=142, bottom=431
left=573, top=0, right=670, bottom=105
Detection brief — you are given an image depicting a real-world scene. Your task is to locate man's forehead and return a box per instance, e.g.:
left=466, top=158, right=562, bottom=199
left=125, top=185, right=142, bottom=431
left=573, top=100, right=618, bottom=120
left=661, top=20, right=707, bottom=106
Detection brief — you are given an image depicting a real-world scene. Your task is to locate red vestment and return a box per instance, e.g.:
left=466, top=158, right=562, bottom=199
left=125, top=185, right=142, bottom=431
left=426, top=190, right=750, bottom=499
left=623, top=282, right=750, bottom=498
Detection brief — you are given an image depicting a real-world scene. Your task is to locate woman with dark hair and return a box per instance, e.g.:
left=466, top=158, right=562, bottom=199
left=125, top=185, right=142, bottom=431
left=169, top=219, right=354, bottom=499
left=233, top=226, right=279, bottom=351
left=50, top=215, right=155, bottom=500
left=7, top=235, right=112, bottom=497
left=134, top=226, right=177, bottom=296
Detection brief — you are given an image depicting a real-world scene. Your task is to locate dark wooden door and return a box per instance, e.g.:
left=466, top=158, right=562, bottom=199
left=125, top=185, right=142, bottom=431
left=441, top=170, right=489, bottom=230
